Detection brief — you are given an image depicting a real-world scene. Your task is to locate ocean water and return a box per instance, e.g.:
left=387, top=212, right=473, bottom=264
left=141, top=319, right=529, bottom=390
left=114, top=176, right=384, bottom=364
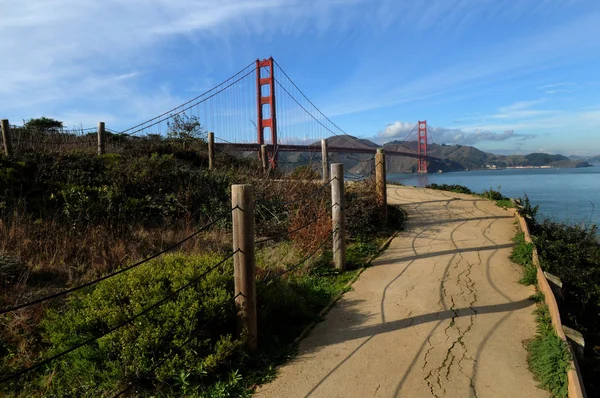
left=388, top=167, right=600, bottom=228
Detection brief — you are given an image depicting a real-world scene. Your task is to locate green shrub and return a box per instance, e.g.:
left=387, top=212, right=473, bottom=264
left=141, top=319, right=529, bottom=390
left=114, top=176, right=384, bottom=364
left=345, top=179, right=384, bottom=239
left=481, top=187, right=507, bottom=201
left=511, top=233, right=537, bottom=285
left=518, top=194, right=539, bottom=221
left=426, top=183, right=473, bottom=195
left=11, top=253, right=240, bottom=397
left=527, top=305, right=571, bottom=398
left=534, top=220, right=600, bottom=338
left=495, top=198, right=513, bottom=208
left=1, top=152, right=233, bottom=227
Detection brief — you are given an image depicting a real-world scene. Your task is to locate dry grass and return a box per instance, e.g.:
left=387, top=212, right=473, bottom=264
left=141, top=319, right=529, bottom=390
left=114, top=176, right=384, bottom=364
left=0, top=214, right=233, bottom=375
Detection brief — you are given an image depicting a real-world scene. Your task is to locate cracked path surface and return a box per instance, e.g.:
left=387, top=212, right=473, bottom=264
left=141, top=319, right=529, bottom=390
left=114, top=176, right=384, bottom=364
left=255, top=186, right=548, bottom=398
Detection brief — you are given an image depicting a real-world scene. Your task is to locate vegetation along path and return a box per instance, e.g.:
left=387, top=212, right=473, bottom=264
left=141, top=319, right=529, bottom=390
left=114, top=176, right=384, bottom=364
left=256, top=186, right=547, bottom=398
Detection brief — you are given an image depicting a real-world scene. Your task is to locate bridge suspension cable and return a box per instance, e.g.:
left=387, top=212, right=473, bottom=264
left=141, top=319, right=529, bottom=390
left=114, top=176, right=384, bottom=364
left=273, top=60, right=376, bottom=151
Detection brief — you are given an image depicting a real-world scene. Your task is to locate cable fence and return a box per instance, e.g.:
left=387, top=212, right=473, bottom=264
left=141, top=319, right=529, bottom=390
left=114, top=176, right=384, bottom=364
left=0, top=147, right=390, bottom=395
left=0, top=57, right=400, bottom=395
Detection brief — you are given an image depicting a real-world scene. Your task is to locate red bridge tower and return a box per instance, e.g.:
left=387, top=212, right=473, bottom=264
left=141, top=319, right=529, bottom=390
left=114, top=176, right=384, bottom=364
left=256, top=58, right=278, bottom=169
left=417, top=120, right=428, bottom=174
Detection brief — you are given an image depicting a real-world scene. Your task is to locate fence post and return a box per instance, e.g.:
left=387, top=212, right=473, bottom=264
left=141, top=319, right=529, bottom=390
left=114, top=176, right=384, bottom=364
left=321, top=139, right=329, bottom=182
left=376, top=148, right=387, bottom=223
left=208, top=132, right=215, bottom=170
left=97, top=122, right=105, bottom=155
left=232, top=184, right=257, bottom=351
left=260, top=144, right=268, bottom=172
left=331, top=163, right=346, bottom=271
left=1, top=119, right=13, bottom=157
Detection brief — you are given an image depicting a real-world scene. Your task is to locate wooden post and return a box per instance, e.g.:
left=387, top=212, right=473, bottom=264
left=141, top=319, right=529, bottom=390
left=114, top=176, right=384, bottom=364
left=97, top=122, right=105, bottom=155
left=232, top=184, right=257, bottom=350
left=260, top=144, right=268, bottom=172
left=208, top=132, right=215, bottom=170
left=331, top=163, right=346, bottom=271
left=376, top=148, right=387, bottom=222
left=1, top=119, right=13, bottom=157
left=321, top=139, right=329, bottom=182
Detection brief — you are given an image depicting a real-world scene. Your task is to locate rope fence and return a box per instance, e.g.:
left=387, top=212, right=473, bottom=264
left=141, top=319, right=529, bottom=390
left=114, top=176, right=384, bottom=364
left=0, top=146, right=389, bottom=394
left=0, top=57, right=396, bottom=394
left=0, top=209, right=233, bottom=315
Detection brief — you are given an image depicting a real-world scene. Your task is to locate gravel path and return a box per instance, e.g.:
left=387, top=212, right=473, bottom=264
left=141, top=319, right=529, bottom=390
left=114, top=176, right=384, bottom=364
left=255, top=186, right=548, bottom=398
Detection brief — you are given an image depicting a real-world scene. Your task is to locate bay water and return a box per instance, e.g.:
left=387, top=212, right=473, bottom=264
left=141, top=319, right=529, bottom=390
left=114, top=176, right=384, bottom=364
left=389, top=167, right=599, bottom=228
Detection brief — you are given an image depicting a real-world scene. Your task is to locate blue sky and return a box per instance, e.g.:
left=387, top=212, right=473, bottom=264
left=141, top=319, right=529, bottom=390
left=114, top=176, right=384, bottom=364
left=2, top=0, right=600, bottom=155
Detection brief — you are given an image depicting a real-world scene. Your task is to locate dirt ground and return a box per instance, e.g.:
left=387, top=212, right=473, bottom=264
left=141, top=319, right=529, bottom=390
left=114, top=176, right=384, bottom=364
left=255, top=185, right=548, bottom=398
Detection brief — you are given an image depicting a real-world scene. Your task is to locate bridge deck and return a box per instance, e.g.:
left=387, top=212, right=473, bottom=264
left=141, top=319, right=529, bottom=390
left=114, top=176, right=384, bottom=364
left=255, top=186, right=547, bottom=398
left=215, top=143, right=443, bottom=161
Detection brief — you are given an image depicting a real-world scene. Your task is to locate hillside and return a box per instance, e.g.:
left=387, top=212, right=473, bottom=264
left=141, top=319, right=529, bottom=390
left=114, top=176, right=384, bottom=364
left=280, top=136, right=593, bottom=174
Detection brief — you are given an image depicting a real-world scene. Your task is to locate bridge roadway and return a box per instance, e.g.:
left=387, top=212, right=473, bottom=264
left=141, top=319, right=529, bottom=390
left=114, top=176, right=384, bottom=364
left=255, top=186, right=547, bottom=398
left=215, top=143, right=444, bottom=162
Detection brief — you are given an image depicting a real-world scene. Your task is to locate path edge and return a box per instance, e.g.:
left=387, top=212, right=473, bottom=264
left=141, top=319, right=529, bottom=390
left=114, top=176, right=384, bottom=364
left=513, top=209, right=587, bottom=398
left=292, top=228, right=401, bottom=346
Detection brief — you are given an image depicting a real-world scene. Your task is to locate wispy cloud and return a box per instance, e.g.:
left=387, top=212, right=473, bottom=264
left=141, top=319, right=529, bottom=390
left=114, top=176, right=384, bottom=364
left=538, top=82, right=575, bottom=89
left=0, top=0, right=367, bottom=126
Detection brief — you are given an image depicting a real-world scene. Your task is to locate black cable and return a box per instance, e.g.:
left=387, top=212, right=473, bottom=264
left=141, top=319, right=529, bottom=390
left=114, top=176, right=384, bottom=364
left=0, top=251, right=238, bottom=384
left=12, top=139, right=96, bottom=146
left=260, top=229, right=335, bottom=284
left=0, top=209, right=234, bottom=315
left=273, top=79, right=372, bottom=151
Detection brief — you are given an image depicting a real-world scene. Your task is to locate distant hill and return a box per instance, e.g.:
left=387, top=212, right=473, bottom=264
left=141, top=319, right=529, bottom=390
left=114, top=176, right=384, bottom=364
left=278, top=136, right=593, bottom=174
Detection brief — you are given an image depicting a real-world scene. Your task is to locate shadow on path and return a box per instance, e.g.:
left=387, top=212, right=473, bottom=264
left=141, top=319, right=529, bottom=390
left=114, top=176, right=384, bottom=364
left=301, top=298, right=534, bottom=397
left=371, top=243, right=514, bottom=266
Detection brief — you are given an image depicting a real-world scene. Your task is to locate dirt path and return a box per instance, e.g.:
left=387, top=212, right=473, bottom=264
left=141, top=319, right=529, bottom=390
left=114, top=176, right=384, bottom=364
left=255, top=186, right=547, bottom=398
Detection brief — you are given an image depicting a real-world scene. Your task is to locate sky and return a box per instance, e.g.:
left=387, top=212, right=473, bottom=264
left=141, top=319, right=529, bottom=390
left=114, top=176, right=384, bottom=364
left=2, top=0, right=600, bottom=156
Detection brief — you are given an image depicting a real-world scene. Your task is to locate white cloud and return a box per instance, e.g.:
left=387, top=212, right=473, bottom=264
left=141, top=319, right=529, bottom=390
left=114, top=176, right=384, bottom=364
left=377, top=121, right=536, bottom=145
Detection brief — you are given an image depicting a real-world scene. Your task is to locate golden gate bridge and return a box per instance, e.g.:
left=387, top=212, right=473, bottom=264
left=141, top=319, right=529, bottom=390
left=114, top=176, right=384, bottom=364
left=113, top=58, right=438, bottom=173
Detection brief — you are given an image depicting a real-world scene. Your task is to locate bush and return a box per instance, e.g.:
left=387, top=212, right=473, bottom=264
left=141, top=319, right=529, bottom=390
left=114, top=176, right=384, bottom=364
left=5, top=253, right=239, bottom=397
left=527, top=305, right=571, bottom=398
left=534, top=220, right=600, bottom=333
left=481, top=187, right=508, bottom=201
left=518, top=194, right=539, bottom=222
left=511, top=233, right=537, bottom=285
left=426, top=183, right=473, bottom=195
left=290, top=165, right=320, bottom=180
left=345, top=179, right=384, bottom=239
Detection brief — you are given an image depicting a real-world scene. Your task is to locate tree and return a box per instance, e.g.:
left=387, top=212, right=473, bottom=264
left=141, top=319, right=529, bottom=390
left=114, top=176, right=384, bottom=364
left=166, top=114, right=205, bottom=149
left=23, top=117, right=63, bottom=133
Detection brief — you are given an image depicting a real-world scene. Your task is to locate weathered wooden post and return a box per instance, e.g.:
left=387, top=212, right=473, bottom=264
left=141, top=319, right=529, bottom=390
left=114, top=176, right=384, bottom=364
left=1, top=119, right=13, bottom=157
left=321, top=139, right=329, bottom=182
left=331, top=163, right=346, bottom=271
left=97, top=122, right=105, bottom=155
left=376, top=148, right=387, bottom=222
left=260, top=145, right=268, bottom=172
left=231, top=184, right=257, bottom=350
left=208, top=132, right=215, bottom=170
